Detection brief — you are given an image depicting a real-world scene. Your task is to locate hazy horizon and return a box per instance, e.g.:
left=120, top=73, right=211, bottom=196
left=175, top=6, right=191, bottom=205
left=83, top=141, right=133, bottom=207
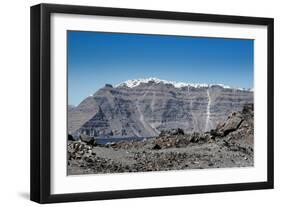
left=68, top=31, right=254, bottom=106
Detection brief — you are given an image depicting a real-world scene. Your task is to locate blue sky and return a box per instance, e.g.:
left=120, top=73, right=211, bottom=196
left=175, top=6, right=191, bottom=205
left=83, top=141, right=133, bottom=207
left=68, top=31, right=254, bottom=106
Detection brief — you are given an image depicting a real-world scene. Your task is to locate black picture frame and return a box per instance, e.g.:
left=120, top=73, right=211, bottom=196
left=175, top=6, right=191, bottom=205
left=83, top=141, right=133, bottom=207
left=30, top=3, right=274, bottom=204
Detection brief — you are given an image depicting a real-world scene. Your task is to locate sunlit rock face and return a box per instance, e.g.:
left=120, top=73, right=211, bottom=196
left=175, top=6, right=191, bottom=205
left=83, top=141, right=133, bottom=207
left=68, top=78, right=253, bottom=137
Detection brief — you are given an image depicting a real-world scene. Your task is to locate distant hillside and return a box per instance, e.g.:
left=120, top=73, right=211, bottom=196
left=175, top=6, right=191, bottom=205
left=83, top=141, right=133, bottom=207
left=68, top=78, right=253, bottom=137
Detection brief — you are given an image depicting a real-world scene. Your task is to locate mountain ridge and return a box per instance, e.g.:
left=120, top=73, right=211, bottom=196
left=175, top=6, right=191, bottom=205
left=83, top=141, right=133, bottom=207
left=68, top=78, right=253, bottom=138
left=116, top=77, right=252, bottom=91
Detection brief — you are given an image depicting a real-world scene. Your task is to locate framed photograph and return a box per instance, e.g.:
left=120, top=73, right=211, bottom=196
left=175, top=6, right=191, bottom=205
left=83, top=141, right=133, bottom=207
left=30, top=3, right=274, bottom=203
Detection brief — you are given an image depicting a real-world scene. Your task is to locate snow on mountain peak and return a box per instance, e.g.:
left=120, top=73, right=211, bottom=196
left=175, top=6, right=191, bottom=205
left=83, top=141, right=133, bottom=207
left=116, top=77, right=236, bottom=89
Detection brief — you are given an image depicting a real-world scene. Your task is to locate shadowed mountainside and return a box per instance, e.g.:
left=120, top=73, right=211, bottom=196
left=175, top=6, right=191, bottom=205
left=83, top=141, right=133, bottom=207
left=68, top=78, right=253, bottom=137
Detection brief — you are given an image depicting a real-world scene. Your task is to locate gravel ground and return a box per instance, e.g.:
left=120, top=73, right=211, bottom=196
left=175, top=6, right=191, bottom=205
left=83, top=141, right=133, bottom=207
left=67, top=136, right=253, bottom=175
left=67, top=104, right=254, bottom=175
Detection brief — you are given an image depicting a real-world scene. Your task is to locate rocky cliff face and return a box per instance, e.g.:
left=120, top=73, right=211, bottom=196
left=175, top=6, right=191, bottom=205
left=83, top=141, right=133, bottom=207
left=68, top=78, right=253, bottom=137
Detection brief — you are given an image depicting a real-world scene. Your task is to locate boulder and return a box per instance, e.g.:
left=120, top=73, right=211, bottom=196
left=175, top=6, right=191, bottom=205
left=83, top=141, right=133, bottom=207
left=171, top=128, right=185, bottom=135
left=159, top=130, right=168, bottom=137
left=210, top=129, right=223, bottom=137
left=68, top=134, right=75, bottom=141
left=159, top=128, right=185, bottom=136
left=79, top=134, right=96, bottom=145
left=222, top=116, right=243, bottom=136
left=152, top=144, right=161, bottom=150
left=242, top=103, right=254, bottom=114
left=190, top=132, right=200, bottom=142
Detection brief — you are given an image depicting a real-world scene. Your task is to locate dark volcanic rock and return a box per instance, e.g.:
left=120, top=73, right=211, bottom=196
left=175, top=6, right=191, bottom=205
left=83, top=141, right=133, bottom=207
left=152, top=144, right=161, bottom=150
left=171, top=128, right=185, bottom=135
left=160, top=128, right=185, bottom=136
left=79, top=134, right=96, bottom=145
left=68, top=134, right=75, bottom=141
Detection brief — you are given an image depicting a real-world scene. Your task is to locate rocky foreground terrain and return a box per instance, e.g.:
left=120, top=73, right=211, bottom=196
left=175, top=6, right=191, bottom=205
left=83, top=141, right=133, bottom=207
left=67, top=104, right=254, bottom=175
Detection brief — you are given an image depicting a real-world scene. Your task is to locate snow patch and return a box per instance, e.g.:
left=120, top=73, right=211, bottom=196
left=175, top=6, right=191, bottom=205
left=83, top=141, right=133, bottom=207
left=116, top=77, right=249, bottom=90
